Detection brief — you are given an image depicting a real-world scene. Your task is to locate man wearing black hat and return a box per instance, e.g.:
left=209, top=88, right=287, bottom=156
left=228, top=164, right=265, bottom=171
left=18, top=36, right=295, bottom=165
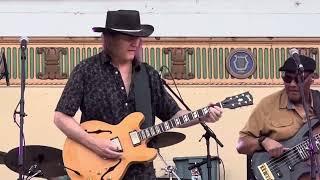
left=53, top=10, right=223, bottom=179
left=236, top=55, right=320, bottom=179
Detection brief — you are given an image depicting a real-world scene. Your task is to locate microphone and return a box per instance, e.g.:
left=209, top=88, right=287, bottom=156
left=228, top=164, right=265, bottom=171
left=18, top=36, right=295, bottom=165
left=0, top=52, right=9, bottom=86
left=159, top=66, right=164, bottom=78
left=187, top=156, right=220, bottom=170
left=19, top=36, right=29, bottom=51
left=289, top=48, right=304, bottom=72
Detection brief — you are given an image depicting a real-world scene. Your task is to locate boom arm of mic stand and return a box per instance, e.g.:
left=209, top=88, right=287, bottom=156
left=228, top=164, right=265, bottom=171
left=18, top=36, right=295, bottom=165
left=296, top=72, right=320, bottom=179
left=200, top=122, right=223, bottom=147
left=160, top=78, right=223, bottom=147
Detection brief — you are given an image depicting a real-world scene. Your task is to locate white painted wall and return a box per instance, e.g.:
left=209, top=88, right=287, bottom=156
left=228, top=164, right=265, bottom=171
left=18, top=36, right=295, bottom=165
left=1, top=0, right=320, bottom=37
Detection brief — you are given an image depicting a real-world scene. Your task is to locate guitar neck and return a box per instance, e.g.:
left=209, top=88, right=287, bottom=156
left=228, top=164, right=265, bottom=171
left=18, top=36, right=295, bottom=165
left=137, top=91, right=253, bottom=141
left=267, top=133, right=320, bottom=167
left=292, top=133, right=320, bottom=160
left=137, top=104, right=219, bottom=141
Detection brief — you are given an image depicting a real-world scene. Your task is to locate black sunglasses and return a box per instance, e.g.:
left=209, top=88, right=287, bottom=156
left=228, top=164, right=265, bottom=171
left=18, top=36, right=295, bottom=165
left=282, top=73, right=311, bottom=83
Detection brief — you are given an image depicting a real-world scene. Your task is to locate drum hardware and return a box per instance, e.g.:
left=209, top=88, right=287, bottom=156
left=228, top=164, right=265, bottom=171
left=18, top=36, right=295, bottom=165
left=148, top=131, right=186, bottom=149
left=157, top=149, right=181, bottom=180
left=26, top=164, right=42, bottom=180
left=4, top=145, right=67, bottom=179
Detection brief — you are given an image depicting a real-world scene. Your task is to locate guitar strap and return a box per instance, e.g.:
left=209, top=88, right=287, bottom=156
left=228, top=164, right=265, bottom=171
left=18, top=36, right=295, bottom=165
left=311, top=89, right=320, bottom=121
left=133, top=63, right=153, bottom=129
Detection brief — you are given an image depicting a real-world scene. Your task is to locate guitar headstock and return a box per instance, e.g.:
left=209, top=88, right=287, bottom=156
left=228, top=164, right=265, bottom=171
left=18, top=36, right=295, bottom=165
left=220, top=92, right=253, bottom=109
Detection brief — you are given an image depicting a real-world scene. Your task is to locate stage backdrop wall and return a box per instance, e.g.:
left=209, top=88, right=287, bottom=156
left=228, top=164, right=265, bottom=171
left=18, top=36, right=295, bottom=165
left=2, top=85, right=319, bottom=179
left=0, top=36, right=320, bottom=179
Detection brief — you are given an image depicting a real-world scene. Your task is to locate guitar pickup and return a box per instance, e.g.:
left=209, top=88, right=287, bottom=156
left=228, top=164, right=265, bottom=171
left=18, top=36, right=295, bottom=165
left=110, top=137, right=123, bottom=152
left=129, top=130, right=141, bottom=147
left=258, top=163, right=275, bottom=180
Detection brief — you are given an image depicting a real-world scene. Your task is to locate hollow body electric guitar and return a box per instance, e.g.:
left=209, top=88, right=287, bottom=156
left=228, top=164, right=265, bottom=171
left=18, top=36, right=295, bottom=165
left=63, top=92, right=253, bottom=180
left=251, top=118, right=320, bottom=180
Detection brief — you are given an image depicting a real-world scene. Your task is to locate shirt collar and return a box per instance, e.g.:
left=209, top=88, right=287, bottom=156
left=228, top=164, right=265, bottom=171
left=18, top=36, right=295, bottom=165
left=100, top=50, right=141, bottom=71
left=279, top=89, right=313, bottom=109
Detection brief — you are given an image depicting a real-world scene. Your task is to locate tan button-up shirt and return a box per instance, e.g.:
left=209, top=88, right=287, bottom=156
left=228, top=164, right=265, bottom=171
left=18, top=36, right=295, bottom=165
left=239, top=89, right=316, bottom=141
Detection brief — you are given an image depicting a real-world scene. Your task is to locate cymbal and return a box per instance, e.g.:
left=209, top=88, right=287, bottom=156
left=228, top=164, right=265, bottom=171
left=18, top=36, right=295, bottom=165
left=4, top=145, right=66, bottom=178
left=148, top=132, right=186, bottom=149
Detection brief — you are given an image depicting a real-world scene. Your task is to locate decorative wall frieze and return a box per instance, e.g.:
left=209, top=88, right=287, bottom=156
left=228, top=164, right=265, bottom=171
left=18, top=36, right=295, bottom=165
left=163, top=48, right=194, bottom=80
left=0, top=37, right=320, bottom=86
left=37, top=47, right=68, bottom=80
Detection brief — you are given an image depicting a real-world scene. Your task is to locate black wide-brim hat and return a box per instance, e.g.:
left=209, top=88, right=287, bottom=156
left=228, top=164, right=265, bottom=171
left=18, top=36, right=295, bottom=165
left=92, top=10, right=154, bottom=37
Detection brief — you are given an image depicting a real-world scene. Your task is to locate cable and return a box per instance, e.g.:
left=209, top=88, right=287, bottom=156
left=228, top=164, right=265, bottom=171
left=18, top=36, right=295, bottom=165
left=216, top=142, right=225, bottom=180
left=161, top=65, right=184, bottom=101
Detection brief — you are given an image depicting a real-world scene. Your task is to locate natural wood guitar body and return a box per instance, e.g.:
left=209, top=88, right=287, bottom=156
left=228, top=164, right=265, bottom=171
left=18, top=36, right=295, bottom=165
left=63, top=112, right=157, bottom=180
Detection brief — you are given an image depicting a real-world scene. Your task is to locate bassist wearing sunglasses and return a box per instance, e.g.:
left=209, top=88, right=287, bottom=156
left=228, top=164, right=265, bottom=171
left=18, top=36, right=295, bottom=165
left=236, top=55, right=320, bottom=180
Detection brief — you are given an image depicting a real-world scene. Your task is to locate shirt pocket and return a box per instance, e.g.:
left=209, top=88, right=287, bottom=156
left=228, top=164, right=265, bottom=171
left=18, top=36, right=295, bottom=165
left=270, top=117, right=294, bottom=128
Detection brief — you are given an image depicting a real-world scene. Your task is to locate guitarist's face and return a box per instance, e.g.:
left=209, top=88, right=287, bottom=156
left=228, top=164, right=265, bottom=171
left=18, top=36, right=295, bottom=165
left=282, top=72, right=314, bottom=103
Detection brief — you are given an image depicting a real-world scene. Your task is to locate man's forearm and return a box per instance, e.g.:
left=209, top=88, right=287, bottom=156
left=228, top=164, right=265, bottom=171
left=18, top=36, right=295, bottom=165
left=236, top=136, right=263, bottom=155
left=54, top=112, right=96, bottom=149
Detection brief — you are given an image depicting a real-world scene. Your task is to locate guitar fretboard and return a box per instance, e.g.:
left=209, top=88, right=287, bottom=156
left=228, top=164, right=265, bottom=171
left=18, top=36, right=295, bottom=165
left=267, top=133, right=320, bottom=167
left=293, top=133, right=320, bottom=160
left=136, top=91, right=253, bottom=142
left=137, top=106, right=210, bottom=141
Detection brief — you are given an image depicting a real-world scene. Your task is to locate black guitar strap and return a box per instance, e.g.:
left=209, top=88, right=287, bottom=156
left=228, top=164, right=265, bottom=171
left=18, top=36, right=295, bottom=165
left=133, top=63, right=153, bottom=129
left=312, top=89, right=320, bottom=121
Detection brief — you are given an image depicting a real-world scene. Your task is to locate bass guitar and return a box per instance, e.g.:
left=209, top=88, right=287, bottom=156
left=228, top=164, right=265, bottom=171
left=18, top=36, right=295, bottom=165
left=251, top=118, right=320, bottom=180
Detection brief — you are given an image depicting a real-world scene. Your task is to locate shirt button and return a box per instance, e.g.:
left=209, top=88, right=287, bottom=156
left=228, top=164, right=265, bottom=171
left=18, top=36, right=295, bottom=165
left=121, top=86, right=125, bottom=90
left=115, top=71, right=119, bottom=75
left=125, top=103, right=128, bottom=106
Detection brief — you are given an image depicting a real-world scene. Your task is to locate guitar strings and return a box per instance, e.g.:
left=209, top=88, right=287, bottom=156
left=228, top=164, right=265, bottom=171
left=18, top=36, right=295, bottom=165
left=268, top=150, right=300, bottom=171
left=265, top=148, right=298, bottom=169
left=266, top=139, right=317, bottom=171
left=262, top=139, right=311, bottom=170
left=268, top=137, right=318, bottom=170
left=265, top=142, right=303, bottom=167
left=267, top=141, right=309, bottom=169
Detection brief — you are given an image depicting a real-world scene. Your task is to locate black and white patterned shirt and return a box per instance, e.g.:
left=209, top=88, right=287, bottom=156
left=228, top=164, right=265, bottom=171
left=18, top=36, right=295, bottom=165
left=55, top=51, right=181, bottom=125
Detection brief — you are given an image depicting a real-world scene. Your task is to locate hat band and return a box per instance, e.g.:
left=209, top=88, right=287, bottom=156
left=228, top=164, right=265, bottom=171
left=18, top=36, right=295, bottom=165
left=110, top=28, right=143, bottom=32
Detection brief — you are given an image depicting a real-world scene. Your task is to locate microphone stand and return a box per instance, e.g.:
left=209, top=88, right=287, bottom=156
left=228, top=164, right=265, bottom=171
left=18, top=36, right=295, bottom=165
left=16, top=44, right=27, bottom=180
left=295, top=66, right=320, bottom=179
left=160, top=77, right=223, bottom=180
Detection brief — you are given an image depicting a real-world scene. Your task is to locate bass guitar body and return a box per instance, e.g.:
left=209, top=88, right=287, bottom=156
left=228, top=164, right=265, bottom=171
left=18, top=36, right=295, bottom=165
left=251, top=118, right=320, bottom=180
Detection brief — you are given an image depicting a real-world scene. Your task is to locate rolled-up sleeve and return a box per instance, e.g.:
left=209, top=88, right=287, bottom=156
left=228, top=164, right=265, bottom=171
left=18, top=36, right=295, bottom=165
left=239, top=103, right=265, bottom=138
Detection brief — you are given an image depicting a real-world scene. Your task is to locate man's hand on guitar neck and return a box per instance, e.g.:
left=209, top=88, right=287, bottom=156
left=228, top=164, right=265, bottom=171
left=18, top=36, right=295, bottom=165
left=174, top=105, right=223, bottom=128
left=201, top=104, right=223, bottom=123
left=261, top=137, right=289, bottom=158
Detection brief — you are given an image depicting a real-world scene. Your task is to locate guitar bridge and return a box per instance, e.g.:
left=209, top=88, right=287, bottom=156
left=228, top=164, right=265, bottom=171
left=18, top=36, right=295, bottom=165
left=258, top=163, right=275, bottom=180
